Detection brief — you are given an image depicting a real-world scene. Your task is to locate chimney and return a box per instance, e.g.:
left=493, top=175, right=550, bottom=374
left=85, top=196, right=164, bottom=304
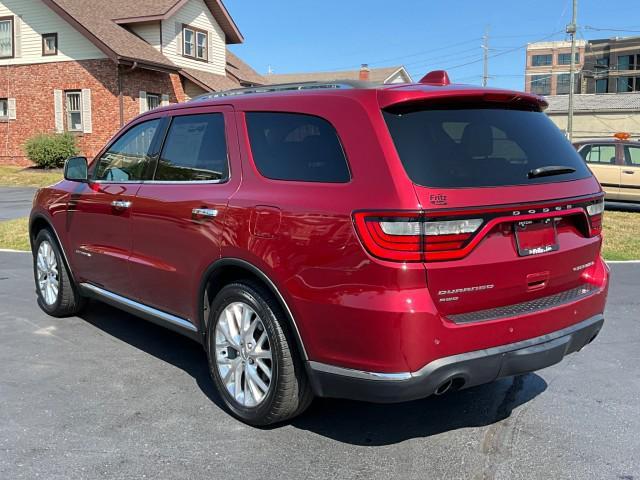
left=359, top=63, right=371, bottom=82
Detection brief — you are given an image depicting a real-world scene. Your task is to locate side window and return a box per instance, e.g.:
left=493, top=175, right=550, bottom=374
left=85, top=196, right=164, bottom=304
left=246, top=112, right=350, bottom=183
left=578, top=145, right=591, bottom=161
left=94, top=119, right=161, bottom=181
left=583, top=145, right=616, bottom=165
left=155, top=113, right=228, bottom=182
left=624, top=146, right=640, bottom=166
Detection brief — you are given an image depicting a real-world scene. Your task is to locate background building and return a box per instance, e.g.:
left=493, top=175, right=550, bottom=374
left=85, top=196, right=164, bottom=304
left=544, top=92, right=640, bottom=140
left=266, top=64, right=412, bottom=85
left=582, top=36, right=640, bottom=94
left=0, top=0, right=264, bottom=165
left=525, top=40, right=586, bottom=96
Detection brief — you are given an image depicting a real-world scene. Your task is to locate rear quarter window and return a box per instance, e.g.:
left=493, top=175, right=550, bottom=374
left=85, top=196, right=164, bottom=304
left=245, top=112, right=350, bottom=183
left=383, top=106, right=592, bottom=188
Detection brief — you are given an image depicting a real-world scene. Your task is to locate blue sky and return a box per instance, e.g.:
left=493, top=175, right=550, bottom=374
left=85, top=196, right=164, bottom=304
left=225, top=0, right=640, bottom=91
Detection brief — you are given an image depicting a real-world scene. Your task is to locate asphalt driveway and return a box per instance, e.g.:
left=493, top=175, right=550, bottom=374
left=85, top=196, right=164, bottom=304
left=0, top=187, right=37, bottom=221
left=0, top=252, right=638, bottom=479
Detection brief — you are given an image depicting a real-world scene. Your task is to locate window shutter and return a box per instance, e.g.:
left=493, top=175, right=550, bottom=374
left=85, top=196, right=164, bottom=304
left=139, top=91, right=147, bottom=113
left=208, top=31, right=213, bottom=63
left=81, top=89, right=92, bottom=133
left=7, top=98, right=16, bottom=120
left=54, top=90, right=63, bottom=133
left=14, top=16, right=22, bottom=58
left=175, top=23, right=182, bottom=55
left=161, top=94, right=169, bottom=107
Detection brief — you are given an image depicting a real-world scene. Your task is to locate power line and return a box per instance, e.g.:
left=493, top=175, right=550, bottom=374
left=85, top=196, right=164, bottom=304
left=583, top=25, right=640, bottom=34
left=445, top=30, right=565, bottom=71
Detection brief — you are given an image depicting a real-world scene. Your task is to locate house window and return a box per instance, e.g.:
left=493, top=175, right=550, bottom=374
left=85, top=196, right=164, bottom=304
left=617, top=55, right=639, bottom=71
left=182, top=25, right=207, bottom=61
left=0, top=16, right=13, bottom=59
left=42, top=33, right=58, bottom=56
left=530, top=75, right=551, bottom=95
left=557, top=52, right=580, bottom=65
left=595, top=57, right=609, bottom=69
left=196, top=31, right=207, bottom=60
left=595, top=78, right=609, bottom=94
left=617, top=77, right=634, bottom=93
left=66, top=91, right=83, bottom=131
left=531, top=54, right=552, bottom=67
left=183, top=28, right=194, bottom=57
left=557, top=74, right=571, bottom=95
left=146, top=93, right=160, bottom=111
left=0, top=98, right=8, bottom=118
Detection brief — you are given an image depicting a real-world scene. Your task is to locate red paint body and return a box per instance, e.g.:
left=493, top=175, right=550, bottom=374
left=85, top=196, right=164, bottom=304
left=31, top=82, right=609, bottom=375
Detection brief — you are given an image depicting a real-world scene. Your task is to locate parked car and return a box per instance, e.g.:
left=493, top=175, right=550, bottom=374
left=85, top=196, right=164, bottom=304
left=30, top=72, right=609, bottom=426
left=574, top=135, right=640, bottom=203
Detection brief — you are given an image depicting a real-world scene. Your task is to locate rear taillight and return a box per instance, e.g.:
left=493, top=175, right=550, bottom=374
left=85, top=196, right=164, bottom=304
left=586, top=199, right=604, bottom=236
left=353, top=212, right=483, bottom=262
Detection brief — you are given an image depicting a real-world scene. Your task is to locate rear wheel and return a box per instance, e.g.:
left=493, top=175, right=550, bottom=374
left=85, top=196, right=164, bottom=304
left=33, top=229, right=85, bottom=317
left=206, top=281, right=313, bottom=426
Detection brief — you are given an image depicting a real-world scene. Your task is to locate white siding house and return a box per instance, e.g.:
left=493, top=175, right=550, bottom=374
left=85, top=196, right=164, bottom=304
left=130, top=21, right=162, bottom=52
left=0, top=0, right=105, bottom=66
left=161, top=0, right=226, bottom=76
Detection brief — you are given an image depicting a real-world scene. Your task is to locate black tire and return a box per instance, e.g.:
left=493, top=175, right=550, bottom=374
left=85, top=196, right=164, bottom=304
left=32, top=229, right=86, bottom=317
left=206, top=281, right=313, bottom=426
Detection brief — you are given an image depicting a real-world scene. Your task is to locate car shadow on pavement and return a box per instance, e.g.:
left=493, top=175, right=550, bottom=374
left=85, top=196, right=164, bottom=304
left=78, top=300, right=227, bottom=411
left=78, top=300, right=547, bottom=445
left=291, top=373, right=546, bottom=445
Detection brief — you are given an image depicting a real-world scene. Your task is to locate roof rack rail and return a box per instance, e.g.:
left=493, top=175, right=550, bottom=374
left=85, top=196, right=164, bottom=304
left=190, top=80, right=373, bottom=102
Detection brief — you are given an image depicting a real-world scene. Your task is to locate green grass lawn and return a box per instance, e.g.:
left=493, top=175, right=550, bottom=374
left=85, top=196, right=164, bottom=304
left=0, top=165, right=62, bottom=188
left=0, top=217, right=30, bottom=251
left=601, top=210, right=640, bottom=261
left=1, top=209, right=638, bottom=260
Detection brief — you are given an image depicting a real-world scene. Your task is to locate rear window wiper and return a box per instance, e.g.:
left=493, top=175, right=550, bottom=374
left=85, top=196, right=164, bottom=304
left=528, top=165, right=576, bottom=179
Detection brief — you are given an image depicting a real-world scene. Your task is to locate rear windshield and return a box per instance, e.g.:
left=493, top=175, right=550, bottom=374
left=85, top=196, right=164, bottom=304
left=383, top=106, right=592, bottom=188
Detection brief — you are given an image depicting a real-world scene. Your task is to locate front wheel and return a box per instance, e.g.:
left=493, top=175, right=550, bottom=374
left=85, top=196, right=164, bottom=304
left=206, top=281, right=313, bottom=426
left=33, top=229, right=85, bottom=317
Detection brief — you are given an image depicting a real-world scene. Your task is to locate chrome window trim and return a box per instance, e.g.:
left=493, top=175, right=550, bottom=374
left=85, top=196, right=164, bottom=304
left=80, top=283, right=197, bottom=333
left=308, top=314, right=604, bottom=382
left=89, top=179, right=228, bottom=185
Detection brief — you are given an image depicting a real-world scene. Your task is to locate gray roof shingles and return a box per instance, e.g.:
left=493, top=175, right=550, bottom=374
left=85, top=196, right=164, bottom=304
left=265, top=66, right=408, bottom=85
left=546, top=92, right=640, bottom=113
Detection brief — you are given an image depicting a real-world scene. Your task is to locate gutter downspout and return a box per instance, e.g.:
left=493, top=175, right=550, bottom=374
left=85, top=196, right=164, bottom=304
left=117, top=65, right=124, bottom=127
left=117, top=61, right=138, bottom=127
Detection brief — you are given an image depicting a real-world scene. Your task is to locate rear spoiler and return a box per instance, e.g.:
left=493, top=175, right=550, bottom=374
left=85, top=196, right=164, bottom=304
left=378, top=87, right=548, bottom=112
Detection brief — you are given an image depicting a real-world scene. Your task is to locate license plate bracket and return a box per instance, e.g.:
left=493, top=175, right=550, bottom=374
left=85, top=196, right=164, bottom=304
left=514, top=218, right=559, bottom=257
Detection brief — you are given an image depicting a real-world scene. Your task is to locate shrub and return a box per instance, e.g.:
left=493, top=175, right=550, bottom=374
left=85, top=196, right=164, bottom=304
left=25, top=133, right=79, bottom=169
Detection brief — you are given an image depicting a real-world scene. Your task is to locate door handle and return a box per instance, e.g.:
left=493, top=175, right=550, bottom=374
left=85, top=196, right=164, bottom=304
left=111, top=200, right=132, bottom=209
left=623, top=170, right=635, bottom=174
left=192, top=208, right=218, bottom=220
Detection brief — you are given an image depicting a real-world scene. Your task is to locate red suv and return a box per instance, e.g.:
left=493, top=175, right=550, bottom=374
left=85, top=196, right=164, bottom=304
left=30, top=71, right=609, bottom=425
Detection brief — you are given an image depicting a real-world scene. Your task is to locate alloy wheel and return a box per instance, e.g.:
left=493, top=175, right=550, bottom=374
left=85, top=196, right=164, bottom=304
left=214, top=302, right=273, bottom=407
left=36, top=240, right=59, bottom=306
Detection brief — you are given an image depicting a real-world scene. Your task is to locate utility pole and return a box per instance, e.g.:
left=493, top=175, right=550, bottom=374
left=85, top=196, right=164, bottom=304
left=567, top=0, right=578, bottom=141
left=482, top=28, right=489, bottom=87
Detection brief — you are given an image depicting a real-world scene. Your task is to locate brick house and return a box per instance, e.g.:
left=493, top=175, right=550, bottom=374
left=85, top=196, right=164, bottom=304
left=0, top=0, right=265, bottom=165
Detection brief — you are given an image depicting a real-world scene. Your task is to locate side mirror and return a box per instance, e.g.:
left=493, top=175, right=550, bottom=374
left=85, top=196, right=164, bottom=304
left=64, top=156, right=88, bottom=182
